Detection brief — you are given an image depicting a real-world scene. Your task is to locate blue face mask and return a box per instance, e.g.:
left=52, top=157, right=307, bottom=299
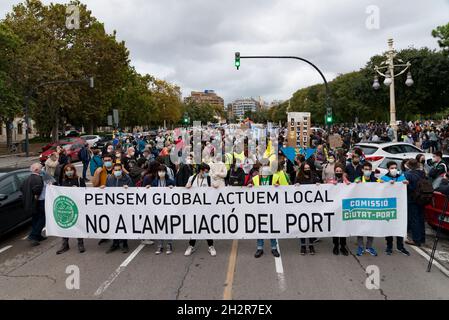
left=114, top=171, right=122, bottom=178
left=203, top=172, right=209, bottom=178
left=104, top=161, right=113, bottom=168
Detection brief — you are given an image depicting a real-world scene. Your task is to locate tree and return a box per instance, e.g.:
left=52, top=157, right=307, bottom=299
left=432, top=23, right=449, bottom=55
left=0, top=23, right=21, bottom=146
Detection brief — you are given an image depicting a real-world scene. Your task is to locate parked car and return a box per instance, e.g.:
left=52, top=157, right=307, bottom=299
left=80, top=135, right=101, bottom=146
left=41, top=137, right=84, bottom=152
left=347, top=142, right=433, bottom=171
left=425, top=192, right=449, bottom=233
left=92, top=134, right=113, bottom=150
left=39, top=141, right=84, bottom=164
left=0, top=169, right=32, bottom=236
left=65, top=130, right=81, bottom=137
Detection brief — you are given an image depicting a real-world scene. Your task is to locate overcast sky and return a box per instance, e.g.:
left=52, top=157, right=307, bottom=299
left=1, top=0, right=448, bottom=105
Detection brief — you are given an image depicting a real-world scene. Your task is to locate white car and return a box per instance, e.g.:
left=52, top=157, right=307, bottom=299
left=80, top=135, right=101, bottom=146
left=347, top=142, right=433, bottom=171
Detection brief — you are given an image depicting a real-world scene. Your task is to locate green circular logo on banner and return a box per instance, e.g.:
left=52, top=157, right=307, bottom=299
left=53, top=196, right=79, bottom=229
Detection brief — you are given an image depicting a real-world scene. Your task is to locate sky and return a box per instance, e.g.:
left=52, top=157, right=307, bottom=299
left=1, top=0, right=448, bottom=105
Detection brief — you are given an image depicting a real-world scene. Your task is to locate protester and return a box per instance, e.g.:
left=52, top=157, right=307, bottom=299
left=148, top=164, right=176, bottom=255
left=249, top=164, right=281, bottom=258
left=346, top=154, right=363, bottom=182
left=45, top=152, right=59, bottom=177
left=429, top=151, right=447, bottom=189
left=56, top=164, right=86, bottom=255
left=329, top=164, right=350, bottom=256
left=404, top=159, right=427, bottom=247
left=103, top=163, right=134, bottom=253
left=295, top=162, right=320, bottom=255
left=380, top=161, right=410, bottom=256
left=322, top=153, right=337, bottom=183
left=20, top=163, right=45, bottom=247
left=79, top=142, right=91, bottom=181
left=355, top=162, right=378, bottom=256
left=89, top=149, right=103, bottom=177
left=184, top=163, right=217, bottom=257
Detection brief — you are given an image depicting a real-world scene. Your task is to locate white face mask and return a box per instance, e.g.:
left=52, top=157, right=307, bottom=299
left=363, top=170, right=371, bottom=177
left=389, top=169, right=398, bottom=177
left=158, top=171, right=166, bottom=178
left=328, top=158, right=335, bottom=164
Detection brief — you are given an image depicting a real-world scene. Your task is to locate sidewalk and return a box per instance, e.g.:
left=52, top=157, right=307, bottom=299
left=0, top=154, right=40, bottom=169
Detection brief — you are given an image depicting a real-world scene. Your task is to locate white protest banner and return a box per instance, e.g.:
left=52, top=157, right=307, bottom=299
left=45, top=183, right=407, bottom=240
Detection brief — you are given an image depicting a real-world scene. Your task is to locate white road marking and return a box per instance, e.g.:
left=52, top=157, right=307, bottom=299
left=22, top=235, right=29, bottom=240
left=94, top=244, right=146, bottom=296
left=22, top=228, right=46, bottom=240
left=411, top=246, right=449, bottom=277
left=0, top=245, right=12, bottom=254
left=275, top=241, right=287, bottom=292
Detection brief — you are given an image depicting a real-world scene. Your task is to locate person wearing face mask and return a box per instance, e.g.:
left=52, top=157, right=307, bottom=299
left=380, top=162, right=410, bottom=256
left=148, top=165, right=176, bottom=255
left=209, top=156, right=228, bottom=188
left=354, top=162, right=379, bottom=257
left=103, top=144, right=114, bottom=157
left=184, top=163, right=217, bottom=257
left=122, top=147, right=137, bottom=174
left=346, top=154, right=363, bottom=183
left=329, top=164, right=350, bottom=256
left=227, top=157, right=246, bottom=187
left=56, top=164, right=86, bottom=255
left=248, top=163, right=281, bottom=258
left=295, top=163, right=320, bottom=255
left=92, top=154, right=115, bottom=188
left=102, top=164, right=133, bottom=254
left=429, top=151, right=447, bottom=189
left=272, top=159, right=290, bottom=186
left=322, top=154, right=337, bottom=183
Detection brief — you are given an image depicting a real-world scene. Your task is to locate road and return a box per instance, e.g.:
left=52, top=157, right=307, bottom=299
left=0, top=161, right=448, bottom=300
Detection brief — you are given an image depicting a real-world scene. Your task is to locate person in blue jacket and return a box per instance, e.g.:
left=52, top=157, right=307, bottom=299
left=149, top=164, right=175, bottom=255
left=380, top=161, right=410, bottom=256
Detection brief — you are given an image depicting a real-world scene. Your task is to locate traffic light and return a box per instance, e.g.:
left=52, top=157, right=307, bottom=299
left=183, top=114, right=189, bottom=125
left=235, top=52, right=241, bottom=70
left=325, top=108, right=333, bottom=124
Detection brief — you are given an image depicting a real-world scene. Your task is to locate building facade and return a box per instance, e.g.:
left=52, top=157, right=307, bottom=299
left=287, top=112, right=311, bottom=149
left=230, top=98, right=261, bottom=121
left=184, top=90, right=224, bottom=109
left=0, top=117, right=37, bottom=144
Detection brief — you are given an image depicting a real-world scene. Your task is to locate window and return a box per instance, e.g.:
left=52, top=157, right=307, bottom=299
left=383, top=145, right=405, bottom=154
left=356, top=146, right=378, bottom=155
left=402, top=145, right=422, bottom=153
left=0, top=175, right=18, bottom=196
left=0, top=122, right=3, bottom=135
left=16, top=172, right=31, bottom=185
left=17, top=123, right=23, bottom=135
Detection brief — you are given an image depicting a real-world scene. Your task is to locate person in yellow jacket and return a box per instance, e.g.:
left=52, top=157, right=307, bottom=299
left=248, top=164, right=281, bottom=259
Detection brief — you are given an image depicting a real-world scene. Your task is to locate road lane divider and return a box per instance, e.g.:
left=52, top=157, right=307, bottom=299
left=94, top=244, right=146, bottom=296
left=223, top=240, right=239, bottom=300
left=411, top=246, right=449, bottom=277
left=0, top=245, right=13, bottom=254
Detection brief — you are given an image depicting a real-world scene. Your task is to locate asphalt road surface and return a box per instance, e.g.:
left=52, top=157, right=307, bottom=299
left=0, top=162, right=448, bottom=300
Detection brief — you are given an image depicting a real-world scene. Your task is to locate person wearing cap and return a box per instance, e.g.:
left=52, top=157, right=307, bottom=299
left=248, top=162, right=281, bottom=259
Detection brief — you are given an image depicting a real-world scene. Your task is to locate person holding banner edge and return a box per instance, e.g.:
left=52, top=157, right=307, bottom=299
left=184, top=163, right=218, bottom=257
left=56, top=164, right=86, bottom=255
left=101, top=163, right=134, bottom=254
left=329, top=163, right=351, bottom=256
left=248, top=161, right=281, bottom=259
left=148, top=164, right=176, bottom=255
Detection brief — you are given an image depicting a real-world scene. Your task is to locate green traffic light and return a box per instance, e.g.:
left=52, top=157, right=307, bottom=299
left=235, top=52, right=241, bottom=70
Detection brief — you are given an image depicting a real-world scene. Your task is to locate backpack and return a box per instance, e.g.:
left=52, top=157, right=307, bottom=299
left=412, top=175, right=434, bottom=206
left=229, top=168, right=243, bottom=186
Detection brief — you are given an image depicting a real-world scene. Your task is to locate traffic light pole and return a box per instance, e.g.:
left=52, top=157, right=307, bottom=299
left=235, top=54, right=333, bottom=130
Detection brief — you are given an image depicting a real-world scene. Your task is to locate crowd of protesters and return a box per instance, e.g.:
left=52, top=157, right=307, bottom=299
left=20, top=119, right=449, bottom=259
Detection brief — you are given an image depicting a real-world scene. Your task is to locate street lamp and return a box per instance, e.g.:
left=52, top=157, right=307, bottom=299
left=373, top=38, right=413, bottom=142
left=23, top=77, right=94, bottom=157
